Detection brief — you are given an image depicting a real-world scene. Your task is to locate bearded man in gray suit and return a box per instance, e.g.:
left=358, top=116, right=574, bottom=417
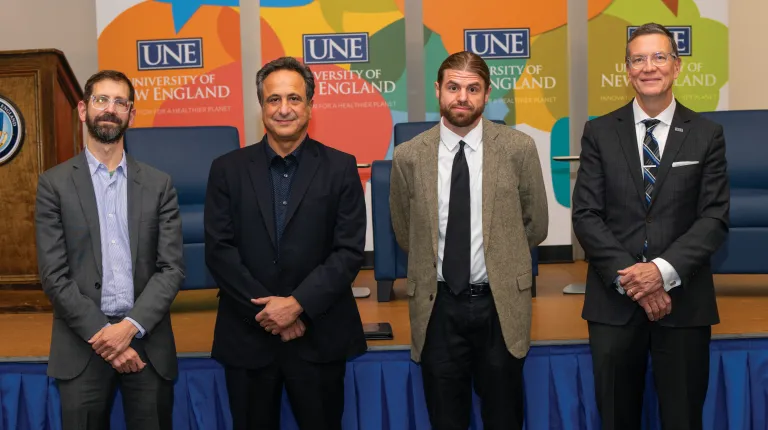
left=35, top=70, right=184, bottom=430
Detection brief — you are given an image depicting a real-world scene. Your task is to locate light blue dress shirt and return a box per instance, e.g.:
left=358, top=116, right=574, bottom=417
left=84, top=147, right=145, bottom=337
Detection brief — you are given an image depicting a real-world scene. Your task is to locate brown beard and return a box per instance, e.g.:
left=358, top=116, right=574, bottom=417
left=440, top=101, right=484, bottom=128
left=85, top=111, right=129, bottom=144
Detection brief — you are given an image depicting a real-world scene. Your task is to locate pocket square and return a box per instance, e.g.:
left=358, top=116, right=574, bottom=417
left=672, top=161, right=699, bottom=167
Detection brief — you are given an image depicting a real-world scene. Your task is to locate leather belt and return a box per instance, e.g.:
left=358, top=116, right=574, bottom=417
left=438, top=281, right=491, bottom=297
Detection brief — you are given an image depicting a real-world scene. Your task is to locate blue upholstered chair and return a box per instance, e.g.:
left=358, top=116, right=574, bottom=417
left=371, top=120, right=539, bottom=301
left=699, top=110, right=768, bottom=274
left=125, top=126, right=240, bottom=289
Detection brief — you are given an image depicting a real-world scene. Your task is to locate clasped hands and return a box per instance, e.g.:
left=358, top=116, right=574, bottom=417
left=619, top=262, right=672, bottom=322
left=89, top=320, right=144, bottom=374
left=251, top=296, right=306, bottom=342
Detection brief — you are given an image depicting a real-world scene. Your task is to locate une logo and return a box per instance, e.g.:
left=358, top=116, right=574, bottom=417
left=628, top=26, right=692, bottom=56
left=303, top=33, right=369, bottom=65
left=137, top=38, right=203, bottom=71
left=464, top=29, right=531, bottom=59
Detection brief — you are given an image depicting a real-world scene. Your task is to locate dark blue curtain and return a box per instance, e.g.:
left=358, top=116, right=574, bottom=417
left=1, top=339, right=766, bottom=429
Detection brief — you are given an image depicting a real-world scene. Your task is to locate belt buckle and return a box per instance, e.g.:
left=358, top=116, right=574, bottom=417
left=469, top=284, right=482, bottom=297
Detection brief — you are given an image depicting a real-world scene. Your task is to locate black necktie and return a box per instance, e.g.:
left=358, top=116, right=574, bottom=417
left=443, top=140, right=471, bottom=294
left=642, top=119, right=661, bottom=207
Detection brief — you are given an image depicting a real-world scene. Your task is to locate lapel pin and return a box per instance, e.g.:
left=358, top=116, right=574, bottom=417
left=674, top=127, right=684, bottom=132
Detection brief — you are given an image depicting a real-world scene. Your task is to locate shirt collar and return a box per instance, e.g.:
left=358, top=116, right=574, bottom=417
left=439, top=117, right=483, bottom=152
left=264, top=135, right=305, bottom=165
left=84, top=145, right=127, bottom=177
left=633, top=97, right=676, bottom=127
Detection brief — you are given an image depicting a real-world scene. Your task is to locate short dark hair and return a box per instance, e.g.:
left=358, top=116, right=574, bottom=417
left=83, top=70, right=135, bottom=103
left=256, top=57, right=315, bottom=105
left=626, top=23, right=679, bottom=59
left=437, top=51, right=491, bottom=91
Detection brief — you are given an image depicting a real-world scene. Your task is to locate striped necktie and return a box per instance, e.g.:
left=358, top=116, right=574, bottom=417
left=642, top=119, right=661, bottom=207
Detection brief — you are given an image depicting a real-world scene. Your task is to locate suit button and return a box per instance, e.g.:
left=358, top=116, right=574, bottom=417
left=429, top=294, right=434, bottom=301
left=646, top=216, right=653, bottom=223
left=94, top=282, right=101, bottom=289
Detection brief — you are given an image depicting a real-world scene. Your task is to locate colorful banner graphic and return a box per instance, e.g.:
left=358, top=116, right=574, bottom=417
left=96, top=0, right=245, bottom=146
left=588, top=0, right=729, bottom=116
left=419, top=0, right=600, bottom=246
left=260, top=0, right=407, bottom=183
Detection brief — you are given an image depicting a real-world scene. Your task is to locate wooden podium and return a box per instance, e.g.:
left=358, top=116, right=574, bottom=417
left=0, top=50, right=83, bottom=287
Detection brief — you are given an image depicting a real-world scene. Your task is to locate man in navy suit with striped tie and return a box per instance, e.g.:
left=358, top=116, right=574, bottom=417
left=572, top=23, right=729, bottom=430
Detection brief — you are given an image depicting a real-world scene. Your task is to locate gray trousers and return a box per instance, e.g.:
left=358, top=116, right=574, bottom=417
left=56, top=339, right=173, bottom=430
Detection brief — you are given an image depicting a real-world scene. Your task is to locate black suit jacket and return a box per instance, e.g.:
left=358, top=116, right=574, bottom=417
left=573, top=101, right=729, bottom=327
left=205, top=136, right=367, bottom=369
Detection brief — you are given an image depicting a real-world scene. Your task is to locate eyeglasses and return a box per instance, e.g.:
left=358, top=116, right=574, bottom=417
left=626, top=52, right=678, bottom=69
left=89, top=95, right=133, bottom=113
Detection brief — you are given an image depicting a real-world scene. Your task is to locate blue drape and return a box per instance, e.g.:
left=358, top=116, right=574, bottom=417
left=1, top=338, right=766, bottom=429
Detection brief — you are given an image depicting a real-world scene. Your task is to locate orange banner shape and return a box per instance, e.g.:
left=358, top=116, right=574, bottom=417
left=97, top=1, right=245, bottom=146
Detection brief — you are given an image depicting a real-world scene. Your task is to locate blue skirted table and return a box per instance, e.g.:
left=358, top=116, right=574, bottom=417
left=1, top=338, right=766, bottom=429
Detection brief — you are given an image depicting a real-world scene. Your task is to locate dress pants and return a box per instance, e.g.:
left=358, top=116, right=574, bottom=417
left=57, top=338, right=174, bottom=430
left=588, top=310, right=711, bottom=430
left=225, top=343, right=347, bottom=430
left=421, top=283, right=525, bottom=430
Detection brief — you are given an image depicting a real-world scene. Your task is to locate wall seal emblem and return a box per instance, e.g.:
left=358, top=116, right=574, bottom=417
left=0, top=94, right=25, bottom=165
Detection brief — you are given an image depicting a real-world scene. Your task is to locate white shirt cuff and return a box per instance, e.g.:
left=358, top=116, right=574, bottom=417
left=614, top=276, right=625, bottom=295
left=652, top=258, right=681, bottom=291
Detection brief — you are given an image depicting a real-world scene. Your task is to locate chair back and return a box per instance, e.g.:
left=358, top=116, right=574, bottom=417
left=125, top=126, right=240, bottom=289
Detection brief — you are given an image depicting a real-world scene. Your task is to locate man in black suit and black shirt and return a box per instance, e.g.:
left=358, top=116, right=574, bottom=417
left=204, top=57, right=367, bottom=430
left=573, top=23, right=729, bottom=430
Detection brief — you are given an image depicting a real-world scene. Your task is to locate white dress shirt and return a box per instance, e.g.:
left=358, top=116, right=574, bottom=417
left=436, top=117, right=488, bottom=284
left=616, top=98, right=681, bottom=293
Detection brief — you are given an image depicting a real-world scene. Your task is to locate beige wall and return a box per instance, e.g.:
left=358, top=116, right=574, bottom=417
left=729, top=0, right=768, bottom=110
left=0, top=0, right=97, bottom=89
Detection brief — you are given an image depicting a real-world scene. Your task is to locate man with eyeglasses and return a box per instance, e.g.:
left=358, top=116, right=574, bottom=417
left=35, top=70, right=184, bottom=430
left=573, top=23, right=728, bottom=429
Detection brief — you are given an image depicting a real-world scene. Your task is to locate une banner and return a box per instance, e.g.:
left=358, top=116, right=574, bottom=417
left=260, top=0, right=407, bottom=182
left=96, top=0, right=245, bottom=145
left=419, top=0, right=601, bottom=246
left=588, top=0, right=729, bottom=116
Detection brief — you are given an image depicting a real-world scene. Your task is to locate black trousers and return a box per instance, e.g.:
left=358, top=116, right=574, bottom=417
left=421, top=283, right=525, bottom=430
left=225, top=349, right=347, bottom=430
left=57, top=339, right=174, bottom=430
left=588, top=317, right=711, bottom=430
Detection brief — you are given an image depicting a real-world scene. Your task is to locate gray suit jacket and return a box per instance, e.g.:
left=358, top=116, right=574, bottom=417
left=35, top=151, right=184, bottom=380
left=390, top=118, right=548, bottom=362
